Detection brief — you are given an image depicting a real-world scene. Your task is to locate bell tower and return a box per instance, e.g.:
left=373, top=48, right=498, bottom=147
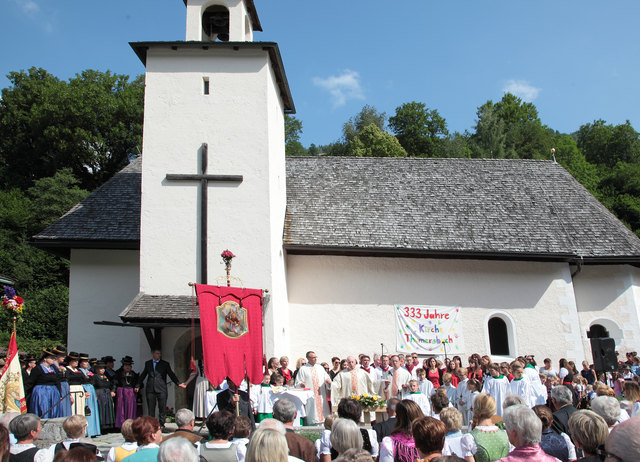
left=185, top=0, right=262, bottom=42
left=130, top=0, right=294, bottom=357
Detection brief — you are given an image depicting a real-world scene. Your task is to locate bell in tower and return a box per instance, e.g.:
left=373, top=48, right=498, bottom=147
left=202, top=5, right=229, bottom=42
left=184, top=0, right=262, bottom=42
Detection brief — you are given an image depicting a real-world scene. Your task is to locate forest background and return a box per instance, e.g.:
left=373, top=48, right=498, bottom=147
left=1, top=67, right=639, bottom=353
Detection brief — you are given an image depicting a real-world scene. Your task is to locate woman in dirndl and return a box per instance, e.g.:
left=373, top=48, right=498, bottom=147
left=52, top=345, right=72, bottom=418
left=28, top=348, right=62, bottom=417
left=79, top=353, right=101, bottom=436
left=92, top=359, right=116, bottom=432
left=65, top=352, right=87, bottom=416
left=115, top=356, right=139, bottom=428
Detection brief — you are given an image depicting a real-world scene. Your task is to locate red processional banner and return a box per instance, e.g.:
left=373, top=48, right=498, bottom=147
left=195, top=284, right=264, bottom=386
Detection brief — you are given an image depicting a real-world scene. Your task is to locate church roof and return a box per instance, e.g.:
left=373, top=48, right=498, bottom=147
left=119, top=292, right=196, bottom=324
left=31, top=157, right=141, bottom=257
left=284, top=157, right=640, bottom=264
left=33, top=156, right=640, bottom=265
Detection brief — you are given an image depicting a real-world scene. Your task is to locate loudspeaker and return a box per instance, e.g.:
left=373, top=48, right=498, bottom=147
left=590, top=337, right=617, bottom=372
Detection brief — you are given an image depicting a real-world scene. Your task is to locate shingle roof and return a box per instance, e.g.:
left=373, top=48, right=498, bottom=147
left=120, top=292, right=197, bottom=323
left=32, top=156, right=640, bottom=264
left=284, top=157, right=640, bottom=262
left=31, top=157, right=141, bottom=256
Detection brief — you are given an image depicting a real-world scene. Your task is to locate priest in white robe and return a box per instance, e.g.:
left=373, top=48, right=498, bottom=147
left=374, top=355, right=393, bottom=398
left=331, top=356, right=376, bottom=404
left=389, top=355, right=411, bottom=399
left=294, top=350, right=331, bottom=424
left=332, top=356, right=377, bottom=421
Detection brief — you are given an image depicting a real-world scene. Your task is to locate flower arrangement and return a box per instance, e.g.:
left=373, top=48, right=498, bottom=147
left=221, top=250, right=235, bottom=286
left=2, top=286, right=24, bottom=316
left=350, top=393, right=386, bottom=410
left=221, top=249, right=235, bottom=265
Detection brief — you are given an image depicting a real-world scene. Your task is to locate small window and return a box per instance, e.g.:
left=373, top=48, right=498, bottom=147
left=203, top=77, right=210, bottom=95
left=488, top=317, right=510, bottom=356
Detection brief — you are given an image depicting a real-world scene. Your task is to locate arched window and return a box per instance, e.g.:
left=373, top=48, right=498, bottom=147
left=488, top=317, right=510, bottom=356
left=587, top=324, right=610, bottom=339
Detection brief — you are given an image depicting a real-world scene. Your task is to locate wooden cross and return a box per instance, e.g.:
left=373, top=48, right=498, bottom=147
left=165, top=143, right=243, bottom=284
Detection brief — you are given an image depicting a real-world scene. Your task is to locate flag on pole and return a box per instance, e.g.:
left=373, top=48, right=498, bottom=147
left=196, top=284, right=263, bottom=387
left=0, top=332, right=27, bottom=413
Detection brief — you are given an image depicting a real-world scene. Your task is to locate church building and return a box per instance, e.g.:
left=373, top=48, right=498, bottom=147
left=33, top=0, right=640, bottom=409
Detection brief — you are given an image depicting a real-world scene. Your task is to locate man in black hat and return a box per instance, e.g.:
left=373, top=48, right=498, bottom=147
left=136, top=350, right=186, bottom=429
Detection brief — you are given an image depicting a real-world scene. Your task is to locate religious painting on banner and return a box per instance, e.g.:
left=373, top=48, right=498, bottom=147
left=0, top=332, right=27, bottom=413
left=196, top=284, right=263, bottom=387
left=395, top=304, right=463, bottom=354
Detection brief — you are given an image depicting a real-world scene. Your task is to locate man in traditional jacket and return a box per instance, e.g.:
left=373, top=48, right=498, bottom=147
left=294, top=351, right=331, bottom=424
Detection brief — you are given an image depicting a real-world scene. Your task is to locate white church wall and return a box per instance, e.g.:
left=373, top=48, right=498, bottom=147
left=68, top=249, right=143, bottom=362
left=140, top=48, right=283, bottom=298
left=573, top=265, right=640, bottom=357
left=287, top=255, right=586, bottom=364
left=264, top=58, right=289, bottom=356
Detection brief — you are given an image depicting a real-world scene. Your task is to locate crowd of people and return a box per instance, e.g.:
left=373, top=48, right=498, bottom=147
left=245, top=350, right=640, bottom=462
left=21, top=347, right=188, bottom=437
left=10, top=346, right=640, bottom=462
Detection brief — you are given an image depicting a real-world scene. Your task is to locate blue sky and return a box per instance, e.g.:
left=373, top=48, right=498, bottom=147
left=2, top=0, right=639, bottom=147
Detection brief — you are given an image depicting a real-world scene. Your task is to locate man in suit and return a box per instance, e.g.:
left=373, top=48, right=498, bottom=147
left=215, top=378, right=255, bottom=429
left=372, top=398, right=399, bottom=442
left=136, top=349, right=186, bottom=429
left=273, top=399, right=316, bottom=462
left=550, top=385, right=578, bottom=439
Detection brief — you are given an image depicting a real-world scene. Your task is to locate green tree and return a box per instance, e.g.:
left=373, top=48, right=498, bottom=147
left=0, top=67, right=144, bottom=190
left=343, top=105, right=387, bottom=143
left=494, top=92, right=539, bottom=126
left=0, top=169, right=88, bottom=343
left=27, top=168, right=89, bottom=232
left=470, top=101, right=505, bottom=157
left=598, top=162, right=640, bottom=236
left=576, top=120, right=640, bottom=167
left=388, top=101, right=449, bottom=157
left=552, top=134, right=601, bottom=195
left=470, top=94, right=551, bottom=159
left=284, top=114, right=307, bottom=156
left=347, top=124, right=407, bottom=157
left=441, top=133, right=472, bottom=158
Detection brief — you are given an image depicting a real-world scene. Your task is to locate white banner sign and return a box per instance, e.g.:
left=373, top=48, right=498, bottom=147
left=395, top=304, right=463, bottom=354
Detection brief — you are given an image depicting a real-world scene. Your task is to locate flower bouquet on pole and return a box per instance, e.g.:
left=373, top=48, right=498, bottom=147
left=0, top=286, right=26, bottom=413
left=2, top=286, right=24, bottom=332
